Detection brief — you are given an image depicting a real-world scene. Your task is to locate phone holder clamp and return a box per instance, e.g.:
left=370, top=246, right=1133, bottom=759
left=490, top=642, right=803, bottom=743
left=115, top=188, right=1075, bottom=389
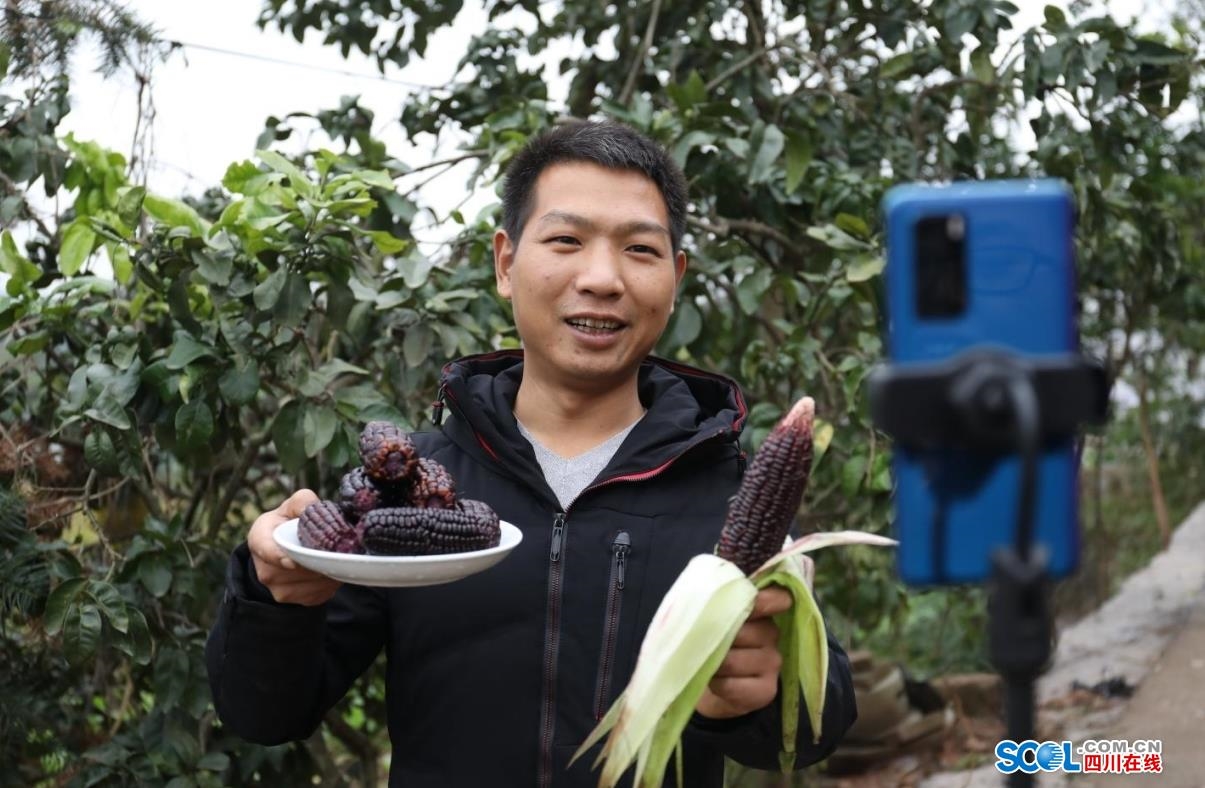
left=868, top=348, right=1110, bottom=787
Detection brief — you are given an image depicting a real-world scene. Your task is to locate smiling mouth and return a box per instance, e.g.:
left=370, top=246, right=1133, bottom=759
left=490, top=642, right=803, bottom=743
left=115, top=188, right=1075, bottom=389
left=565, top=317, right=626, bottom=334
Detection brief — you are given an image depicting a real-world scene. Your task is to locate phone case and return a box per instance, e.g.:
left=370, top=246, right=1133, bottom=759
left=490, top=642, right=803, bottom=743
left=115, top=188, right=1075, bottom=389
left=881, top=180, right=1080, bottom=584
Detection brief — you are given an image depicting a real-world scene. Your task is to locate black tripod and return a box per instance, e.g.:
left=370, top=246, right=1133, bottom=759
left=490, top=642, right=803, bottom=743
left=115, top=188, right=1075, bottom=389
left=869, top=349, right=1109, bottom=787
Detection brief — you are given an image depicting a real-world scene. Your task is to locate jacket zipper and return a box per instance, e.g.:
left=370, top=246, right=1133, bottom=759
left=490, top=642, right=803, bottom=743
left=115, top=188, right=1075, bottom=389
left=593, top=531, right=630, bottom=720
left=535, top=431, right=733, bottom=787
left=538, top=512, right=567, bottom=788
left=437, top=378, right=738, bottom=786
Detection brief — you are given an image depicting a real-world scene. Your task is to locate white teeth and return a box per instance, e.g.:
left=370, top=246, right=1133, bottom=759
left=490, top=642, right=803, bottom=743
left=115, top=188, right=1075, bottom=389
left=569, top=318, right=622, bottom=330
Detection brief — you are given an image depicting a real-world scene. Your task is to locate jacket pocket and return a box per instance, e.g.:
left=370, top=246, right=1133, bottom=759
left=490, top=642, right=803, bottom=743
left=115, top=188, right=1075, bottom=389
left=593, top=530, right=630, bottom=720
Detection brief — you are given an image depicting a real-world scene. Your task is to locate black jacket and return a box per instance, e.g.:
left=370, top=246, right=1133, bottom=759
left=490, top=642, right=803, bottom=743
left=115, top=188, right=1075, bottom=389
left=206, top=351, right=856, bottom=787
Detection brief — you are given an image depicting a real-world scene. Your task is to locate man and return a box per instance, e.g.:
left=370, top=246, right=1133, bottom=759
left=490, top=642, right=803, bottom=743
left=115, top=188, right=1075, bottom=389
left=206, top=120, right=857, bottom=787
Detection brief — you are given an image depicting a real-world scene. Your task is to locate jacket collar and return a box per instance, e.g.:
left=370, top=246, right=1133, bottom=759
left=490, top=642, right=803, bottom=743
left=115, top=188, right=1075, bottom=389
left=435, top=350, right=746, bottom=498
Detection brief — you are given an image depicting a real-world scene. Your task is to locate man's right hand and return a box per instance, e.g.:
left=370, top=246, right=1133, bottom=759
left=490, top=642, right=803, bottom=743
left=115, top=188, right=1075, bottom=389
left=247, top=489, right=342, bottom=606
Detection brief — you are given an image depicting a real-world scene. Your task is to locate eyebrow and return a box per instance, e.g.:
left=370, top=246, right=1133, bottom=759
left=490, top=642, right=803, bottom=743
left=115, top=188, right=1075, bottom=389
left=535, top=210, right=671, bottom=241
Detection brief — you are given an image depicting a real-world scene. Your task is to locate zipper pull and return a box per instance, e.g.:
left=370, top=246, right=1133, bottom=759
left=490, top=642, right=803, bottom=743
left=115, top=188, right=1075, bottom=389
left=550, top=513, right=566, bottom=562
left=613, top=531, right=630, bottom=589
left=737, top=449, right=748, bottom=477
left=430, top=384, right=447, bottom=426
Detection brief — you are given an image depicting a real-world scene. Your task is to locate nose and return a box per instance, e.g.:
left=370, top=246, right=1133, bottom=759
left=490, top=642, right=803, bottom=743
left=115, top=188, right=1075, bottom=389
left=574, top=243, right=625, bottom=298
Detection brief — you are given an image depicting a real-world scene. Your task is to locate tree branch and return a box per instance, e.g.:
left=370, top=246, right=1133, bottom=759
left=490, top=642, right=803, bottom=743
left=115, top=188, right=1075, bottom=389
left=0, top=169, right=56, bottom=241
left=618, top=0, right=663, bottom=106
left=324, top=708, right=380, bottom=786
left=206, top=430, right=272, bottom=539
left=687, top=214, right=797, bottom=251
left=909, top=78, right=998, bottom=159
left=399, top=150, right=487, bottom=178
left=705, top=45, right=780, bottom=93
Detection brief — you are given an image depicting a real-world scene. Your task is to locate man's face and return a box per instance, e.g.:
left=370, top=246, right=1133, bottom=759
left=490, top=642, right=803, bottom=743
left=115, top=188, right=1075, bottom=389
left=494, top=161, right=687, bottom=393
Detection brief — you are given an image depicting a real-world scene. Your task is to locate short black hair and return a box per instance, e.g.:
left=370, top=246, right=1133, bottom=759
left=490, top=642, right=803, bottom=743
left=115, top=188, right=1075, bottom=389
left=501, top=119, right=689, bottom=254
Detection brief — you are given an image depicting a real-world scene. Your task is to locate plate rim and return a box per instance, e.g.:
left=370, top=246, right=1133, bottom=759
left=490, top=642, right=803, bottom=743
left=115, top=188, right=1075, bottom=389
left=274, top=517, right=521, bottom=564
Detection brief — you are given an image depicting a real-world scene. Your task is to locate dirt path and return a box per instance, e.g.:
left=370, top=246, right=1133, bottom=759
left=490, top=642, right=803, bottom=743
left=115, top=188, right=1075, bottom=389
left=919, top=500, right=1205, bottom=788
left=1076, top=600, right=1205, bottom=787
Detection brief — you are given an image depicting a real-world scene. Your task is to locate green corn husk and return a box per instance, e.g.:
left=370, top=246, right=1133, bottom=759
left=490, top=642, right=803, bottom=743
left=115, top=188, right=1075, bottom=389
left=572, top=531, right=896, bottom=787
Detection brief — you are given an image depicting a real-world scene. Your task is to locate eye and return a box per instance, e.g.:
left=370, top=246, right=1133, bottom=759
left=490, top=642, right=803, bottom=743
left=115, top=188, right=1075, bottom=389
left=627, top=244, right=663, bottom=257
left=544, top=235, right=580, bottom=246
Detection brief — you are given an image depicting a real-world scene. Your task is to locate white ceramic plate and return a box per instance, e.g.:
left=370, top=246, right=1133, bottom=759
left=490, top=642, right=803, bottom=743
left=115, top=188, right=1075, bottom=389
left=273, top=518, right=523, bottom=588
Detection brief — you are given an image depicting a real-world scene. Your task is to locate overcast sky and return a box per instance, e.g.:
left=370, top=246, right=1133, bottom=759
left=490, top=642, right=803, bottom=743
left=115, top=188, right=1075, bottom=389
left=57, top=0, right=1155, bottom=247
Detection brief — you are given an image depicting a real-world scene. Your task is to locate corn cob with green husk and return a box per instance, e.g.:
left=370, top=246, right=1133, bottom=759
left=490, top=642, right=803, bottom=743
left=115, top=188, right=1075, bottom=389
left=573, top=396, right=895, bottom=788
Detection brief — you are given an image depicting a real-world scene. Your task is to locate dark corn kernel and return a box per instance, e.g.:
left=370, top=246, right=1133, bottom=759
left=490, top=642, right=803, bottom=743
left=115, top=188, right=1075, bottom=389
left=361, top=502, right=501, bottom=557
left=359, top=421, right=418, bottom=483
left=408, top=458, right=457, bottom=509
left=339, top=467, right=405, bottom=522
left=716, top=397, right=815, bottom=575
left=298, top=500, right=364, bottom=554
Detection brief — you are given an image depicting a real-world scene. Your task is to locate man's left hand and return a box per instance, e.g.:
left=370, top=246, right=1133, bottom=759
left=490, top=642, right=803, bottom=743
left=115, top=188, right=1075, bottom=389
left=694, top=585, right=792, bottom=720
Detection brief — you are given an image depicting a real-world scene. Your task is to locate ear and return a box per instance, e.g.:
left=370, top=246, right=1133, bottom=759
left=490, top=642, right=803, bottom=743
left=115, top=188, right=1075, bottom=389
left=671, top=249, right=688, bottom=312
left=494, top=229, right=515, bottom=299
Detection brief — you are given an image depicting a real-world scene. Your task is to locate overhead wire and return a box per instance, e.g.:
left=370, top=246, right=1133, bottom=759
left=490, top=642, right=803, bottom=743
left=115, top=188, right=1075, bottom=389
left=5, top=6, right=454, bottom=91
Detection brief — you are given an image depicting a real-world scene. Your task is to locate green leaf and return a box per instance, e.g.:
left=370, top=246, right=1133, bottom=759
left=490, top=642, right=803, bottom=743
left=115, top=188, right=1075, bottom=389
left=841, top=455, right=866, bottom=497
left=109, top=243, right=133, bottom=284
left=253, top=266, right=288, bottom=311
left=8, top=331, right=49, bottom=355
left=117, top=608, right=153, bottom=665
left=670, top=130, right=714, bottom=168
left=668, top=69, right=707, bottom=111
left=366, top=230, right=407, bottom=254
left=834, top=213, right=870, bottom=239
left=273, top=271, right=311, bottom=326
left=272, top=401, right=307, bottom=472
left=67, top=604, right=103, bottom=663
left=175, top=399, right=214, bottom=451
left=144, top=194, right=208, bottom=236
left=806, top=224, right=870, bottom=251
left=1132, top=38, right=1190, bottom=66
left=166, top=333, right=217, bottom=370
left=870, top=451, right=893, bottom=492
left=219, top=359, right=261, bottom=405
left=59, top=219, right=96, bottom=276
left=812, top=419, right=834, bottom=462
left=257, top=149, right=315, bottom=198
left=138, top=553, right=173, bottom=598
left=403, top=325, right=433, bottom=368
left=350, top=168, right=395, bottom=190
left=668, top=301, right=701, bottom=347
left=197, top=753, right=231, bottom=772
left=784, top=132, right=813, bottom=195
left=334, top=385, right=406, bottom=424
left=116, top=186, right=145, bottom=227
left=426, top=288, right=478, bottom=312
left=736, top=268, right=773, bottom=314
left=880, top=51, right=914, bottom=78
left=1, top=230, right=40, bottom=285
left=222, top=160, right=264, bottom=194
left=194, top=251, right=233, bottom=287
left=44, top=578, right=86, bottom=636
left=106, top=360, right=143, bottom=405
left=304, top=405, right=338, bottom=457
left=846, top=254, right=885, bottom=282
left=85, top=391, right=131, bottom=430
left=749, top=124, right=785, bottom=185
left=1043, top=5, right=1067, bottom=32
left=399, top=256, right=434, bottom=289
left=84, top=429, right=118, bottom=473
left=87, top=580, right=129, bottom=634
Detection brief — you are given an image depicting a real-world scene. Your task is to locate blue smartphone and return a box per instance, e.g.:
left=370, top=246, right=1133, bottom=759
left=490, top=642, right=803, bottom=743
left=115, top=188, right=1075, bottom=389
left=880, top=180, right=1081, bottom=585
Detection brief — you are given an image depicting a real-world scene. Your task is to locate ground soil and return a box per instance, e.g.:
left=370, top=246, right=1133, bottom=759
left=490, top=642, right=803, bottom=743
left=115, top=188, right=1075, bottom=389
left=812, top=500, right=1205, bottom=788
